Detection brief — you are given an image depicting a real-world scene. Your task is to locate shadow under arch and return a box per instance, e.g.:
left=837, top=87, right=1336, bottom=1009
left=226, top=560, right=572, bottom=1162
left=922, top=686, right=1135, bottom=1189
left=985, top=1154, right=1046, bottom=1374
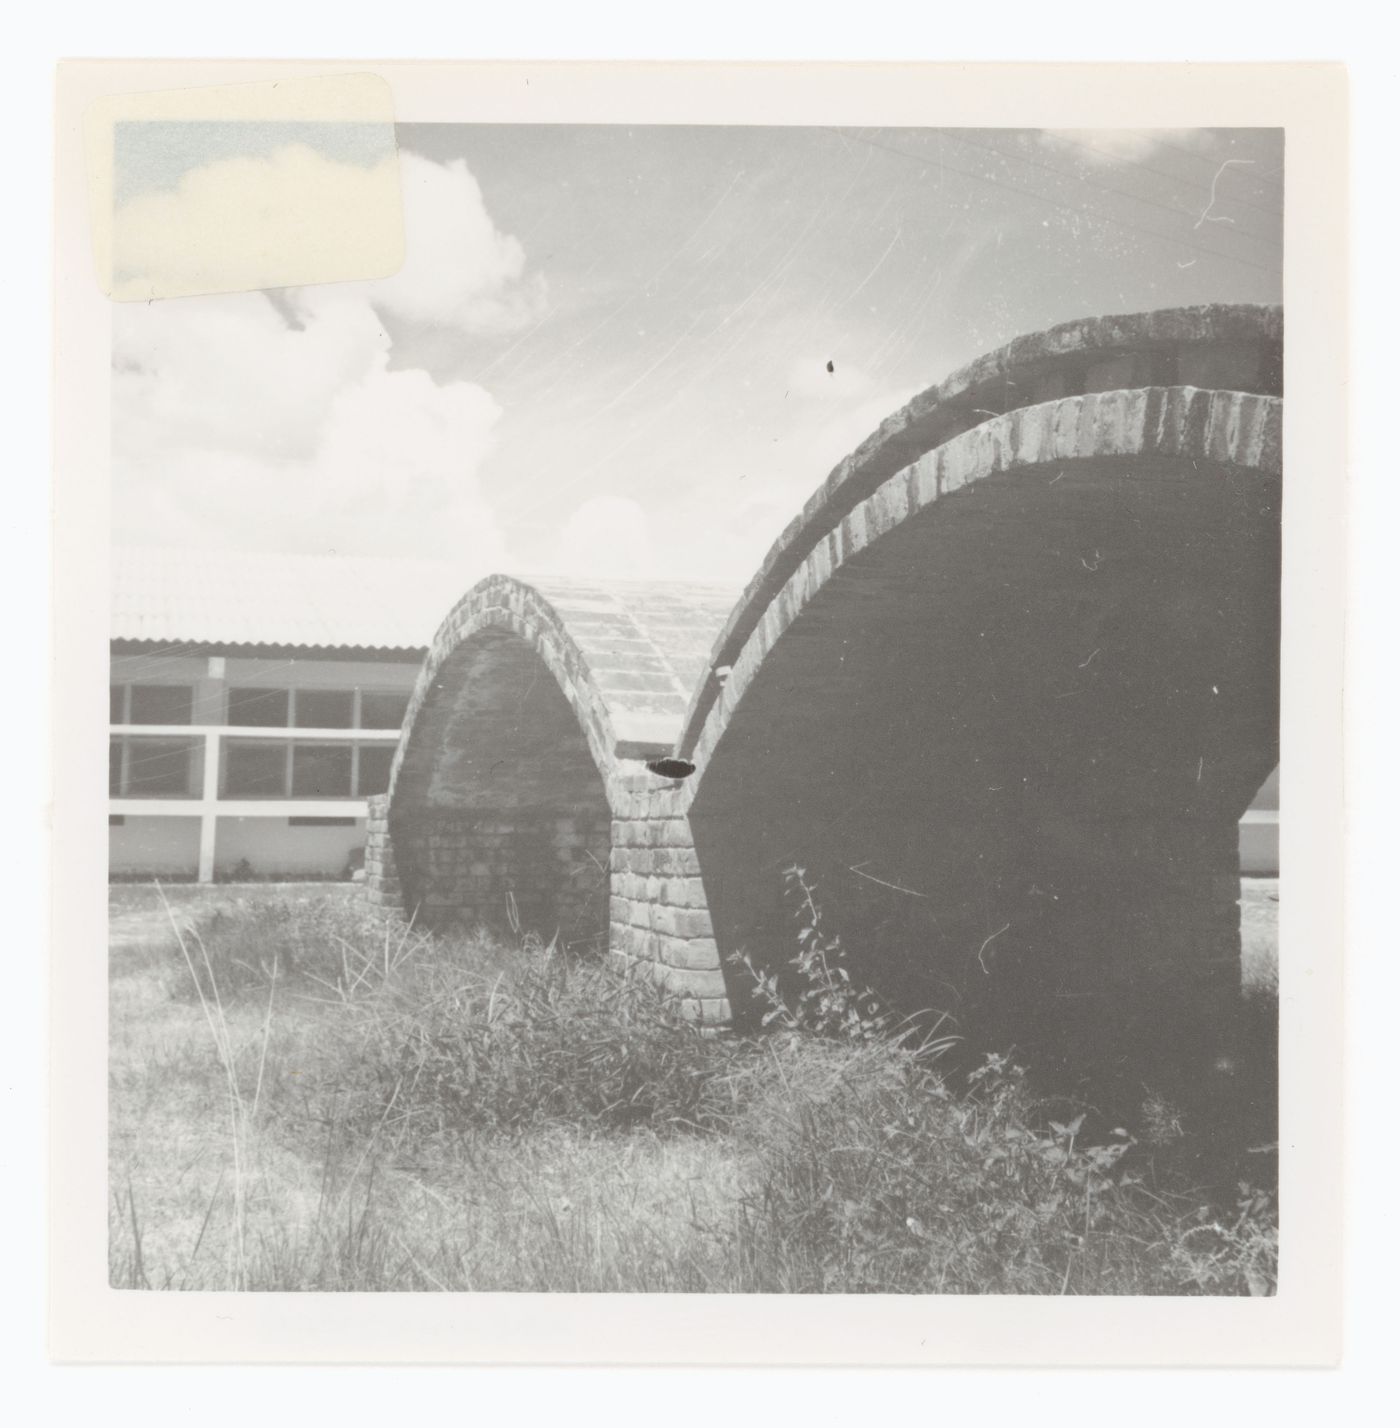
left=684, top=385, right=1282, bottom=1077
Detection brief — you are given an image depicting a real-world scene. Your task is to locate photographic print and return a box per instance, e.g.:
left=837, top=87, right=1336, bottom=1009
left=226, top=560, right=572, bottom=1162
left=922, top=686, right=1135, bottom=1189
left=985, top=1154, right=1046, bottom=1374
left=51, top=61, right=1345, bottom=1363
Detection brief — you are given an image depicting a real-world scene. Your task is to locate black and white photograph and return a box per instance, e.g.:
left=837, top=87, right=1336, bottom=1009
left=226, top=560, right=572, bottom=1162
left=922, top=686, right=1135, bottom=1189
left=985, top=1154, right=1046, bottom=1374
left=46, top=58, right=1348, bottom=1365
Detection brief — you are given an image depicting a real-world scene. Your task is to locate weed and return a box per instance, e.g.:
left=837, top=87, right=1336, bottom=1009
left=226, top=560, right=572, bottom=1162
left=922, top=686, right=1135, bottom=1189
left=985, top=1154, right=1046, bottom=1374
left=728, top=865, right=958, bottom=1056
left=165, top=891, right=423, bottom=1003
left=109, top=884, right=1278, bottom=1295
left=341, top=937, right=751, bottom=1144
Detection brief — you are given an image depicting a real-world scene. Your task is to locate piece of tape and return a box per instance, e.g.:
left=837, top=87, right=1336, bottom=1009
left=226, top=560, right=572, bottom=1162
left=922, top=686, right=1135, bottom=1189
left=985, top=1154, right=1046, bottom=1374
left=85, top=73, right=404, bottom=301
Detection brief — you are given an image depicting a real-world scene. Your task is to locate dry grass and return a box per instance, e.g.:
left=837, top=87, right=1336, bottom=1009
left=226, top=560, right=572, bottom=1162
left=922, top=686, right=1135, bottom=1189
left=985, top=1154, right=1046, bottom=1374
left=108, top=884, right=1278, bottom=1295
left=1240, top=878, right=1280, bottom=999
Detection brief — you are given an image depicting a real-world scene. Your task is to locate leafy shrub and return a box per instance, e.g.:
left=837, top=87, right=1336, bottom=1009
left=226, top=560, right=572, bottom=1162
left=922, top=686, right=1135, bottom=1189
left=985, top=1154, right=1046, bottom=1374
left=733, top=1045, right=1275, bottom=1295
left=728, top=866, right=957, bottom=1053
left=1165, top=1182, right=1279, bottom=1296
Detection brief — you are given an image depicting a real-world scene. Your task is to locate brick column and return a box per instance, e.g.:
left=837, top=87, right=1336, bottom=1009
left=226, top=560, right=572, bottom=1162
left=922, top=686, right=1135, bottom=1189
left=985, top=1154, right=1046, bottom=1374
left=363, top=794, right=403, bottom=912
left=609, top=773, right=731, bottom=1025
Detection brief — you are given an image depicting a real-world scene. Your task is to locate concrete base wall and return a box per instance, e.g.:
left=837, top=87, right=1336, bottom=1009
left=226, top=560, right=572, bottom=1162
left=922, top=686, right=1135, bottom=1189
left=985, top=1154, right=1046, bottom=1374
left=213, top=817, right=366, bottom=879
left=110, top=814, right=366, bottom=879
left=109, top=816, right=201, bottom=877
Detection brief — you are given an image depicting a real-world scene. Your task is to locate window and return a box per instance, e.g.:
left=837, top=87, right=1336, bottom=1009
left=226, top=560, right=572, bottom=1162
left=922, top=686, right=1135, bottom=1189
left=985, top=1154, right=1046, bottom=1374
left=359, top=690, right=411, bottom=729
left=123, top=737, right=199, bottom=797
left=228, top=687, right=290, bottom=728
left=109, top=738, right=122, bottom=795
left=220, top=739, right=389, bottom=799
left=110, top=686, right=126, bottom=724
left=357, top=744, right=395, bottom=796
left=295, top=689, right=355, bottom=729
left=223, top=740, right=289, bottom=797
left=292, top=743, right=353, bottom=798
left=130, top=684, right=193, bottom=725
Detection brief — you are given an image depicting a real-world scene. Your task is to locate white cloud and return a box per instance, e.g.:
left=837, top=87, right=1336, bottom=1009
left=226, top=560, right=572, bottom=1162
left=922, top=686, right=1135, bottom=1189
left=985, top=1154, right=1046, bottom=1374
left=1037, top=129, right=1208, bottom=166
left=114, top=373, right=508, bottom=563
left=112, top=144, right=404, bottom=299
left=535, top=379, right=923, bottom=590
left=113, top=152, right=541, bottom=561
left=113, top=368, right=509, bottom=563
left=362, top=152, right=547, bottom=334
left=553, top=496, right=657, bottom=579
left=113, top=290, right=388, bottom=463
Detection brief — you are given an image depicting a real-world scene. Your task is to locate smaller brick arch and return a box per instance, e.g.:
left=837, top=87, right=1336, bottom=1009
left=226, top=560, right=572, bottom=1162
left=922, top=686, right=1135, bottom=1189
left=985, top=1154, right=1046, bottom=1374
left=368, top=574, right=734, bottom=953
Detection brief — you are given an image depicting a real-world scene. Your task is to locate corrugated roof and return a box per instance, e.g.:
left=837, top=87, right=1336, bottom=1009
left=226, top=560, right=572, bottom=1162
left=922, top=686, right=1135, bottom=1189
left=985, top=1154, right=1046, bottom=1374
left=111, top=546, right=478, bottom=652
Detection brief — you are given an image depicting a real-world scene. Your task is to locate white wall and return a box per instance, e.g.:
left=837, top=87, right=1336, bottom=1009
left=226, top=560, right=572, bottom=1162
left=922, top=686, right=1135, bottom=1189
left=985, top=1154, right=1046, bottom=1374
left=213, top=817, right=367, bottom=878
left=1240, top=765, right=1280, bottom=876
left=109, top=816, right=201, bottom=876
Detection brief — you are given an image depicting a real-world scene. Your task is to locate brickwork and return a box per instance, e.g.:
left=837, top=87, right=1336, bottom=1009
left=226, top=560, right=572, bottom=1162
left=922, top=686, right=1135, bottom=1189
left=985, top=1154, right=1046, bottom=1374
left=391, top=806, right=610, bottom=949
left=607, top=772, right=729, bottom=1023
left=374, top=574, right=736, bottom=1012
left=363, top=794, right=401, bottom=911
left=678, top=304, right=1283, bottom=759
left=363, top=305, right=1283, bottom=1065
left=684, top=380, right=1281, bottom=1056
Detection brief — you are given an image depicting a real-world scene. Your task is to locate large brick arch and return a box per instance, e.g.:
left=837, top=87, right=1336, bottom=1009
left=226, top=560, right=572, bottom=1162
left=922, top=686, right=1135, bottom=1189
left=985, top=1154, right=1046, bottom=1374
left=369, top=574, right=734, bottom=953
left=677, top=303, right=1282, bottom=753
left=365, top=305, right=1284, bottom=1065
left=633, top=305, right=1282, bottom=1065
left=683, top=381, right=1281, bottom=1069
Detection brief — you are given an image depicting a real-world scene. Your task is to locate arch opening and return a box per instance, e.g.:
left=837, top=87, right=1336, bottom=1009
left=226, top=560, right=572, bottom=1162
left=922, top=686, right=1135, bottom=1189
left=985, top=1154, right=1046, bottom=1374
left=689, top=449, right=1280, bottom=1078
left=390, top=625, right=613, bottom=950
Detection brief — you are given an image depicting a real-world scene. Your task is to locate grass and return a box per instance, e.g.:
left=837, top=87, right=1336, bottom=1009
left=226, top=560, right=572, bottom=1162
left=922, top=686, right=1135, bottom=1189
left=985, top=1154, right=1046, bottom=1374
left=1241, top=877, right=1280, bottom=998
left=108, top=883, right=1278, bottom=1294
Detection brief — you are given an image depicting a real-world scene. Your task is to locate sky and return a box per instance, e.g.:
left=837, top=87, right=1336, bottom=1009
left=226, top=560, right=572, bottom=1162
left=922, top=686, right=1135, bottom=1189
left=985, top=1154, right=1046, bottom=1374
left=111, top=123, right=1283, bottom=589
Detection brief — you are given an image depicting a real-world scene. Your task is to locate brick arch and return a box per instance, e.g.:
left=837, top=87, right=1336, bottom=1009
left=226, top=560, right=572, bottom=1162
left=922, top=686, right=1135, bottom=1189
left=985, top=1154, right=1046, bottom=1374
left=370, top=573, right=735, bottom=954
left=363, top=306, right=1284, bottom=1061
left=682, top=383, right=1282, bottom=1070
left=677, top=303, right=1282, bottom=758
left=387, top=578, right=624, bottom=814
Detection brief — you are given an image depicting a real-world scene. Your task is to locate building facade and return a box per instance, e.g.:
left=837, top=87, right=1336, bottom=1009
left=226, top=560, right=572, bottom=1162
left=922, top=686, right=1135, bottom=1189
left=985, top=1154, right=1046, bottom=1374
left=109, top=547, right=469, bottom=881
left=109, top=546, right=1279, bottom=884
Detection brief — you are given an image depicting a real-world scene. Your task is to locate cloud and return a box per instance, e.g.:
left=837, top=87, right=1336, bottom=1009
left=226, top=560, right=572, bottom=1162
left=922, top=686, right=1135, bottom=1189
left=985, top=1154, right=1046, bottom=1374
left=112, top=144, right=404, bottom=299
left=363, top=152, right=547, bottom=335
left=553, top=496, right=657, bottom=579
left=112, top=290, right=388, bottom=463
left=113, top=367, right=509, bottom=563
left=113, top=152, right=541, bottom=561
left=537, top=378, right=923, bottom=590
left=1037, top=129, right=1208, bottom=167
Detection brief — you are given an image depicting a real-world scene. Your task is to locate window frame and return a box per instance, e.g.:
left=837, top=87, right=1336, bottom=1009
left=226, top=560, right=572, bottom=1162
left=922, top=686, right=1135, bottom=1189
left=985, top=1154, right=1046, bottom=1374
left=226, top=685, right=293, bottom=729
left=221, top=737, right=294, bottom=799
left=128, top=682, right=195, bottom=727
left=289, top=740, right=356, bottom=799
left=357, top=687, right=412, bottom=730
left=293, top=687, right=356, bottom=730
left=110, top=681, right=197, bottom=727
